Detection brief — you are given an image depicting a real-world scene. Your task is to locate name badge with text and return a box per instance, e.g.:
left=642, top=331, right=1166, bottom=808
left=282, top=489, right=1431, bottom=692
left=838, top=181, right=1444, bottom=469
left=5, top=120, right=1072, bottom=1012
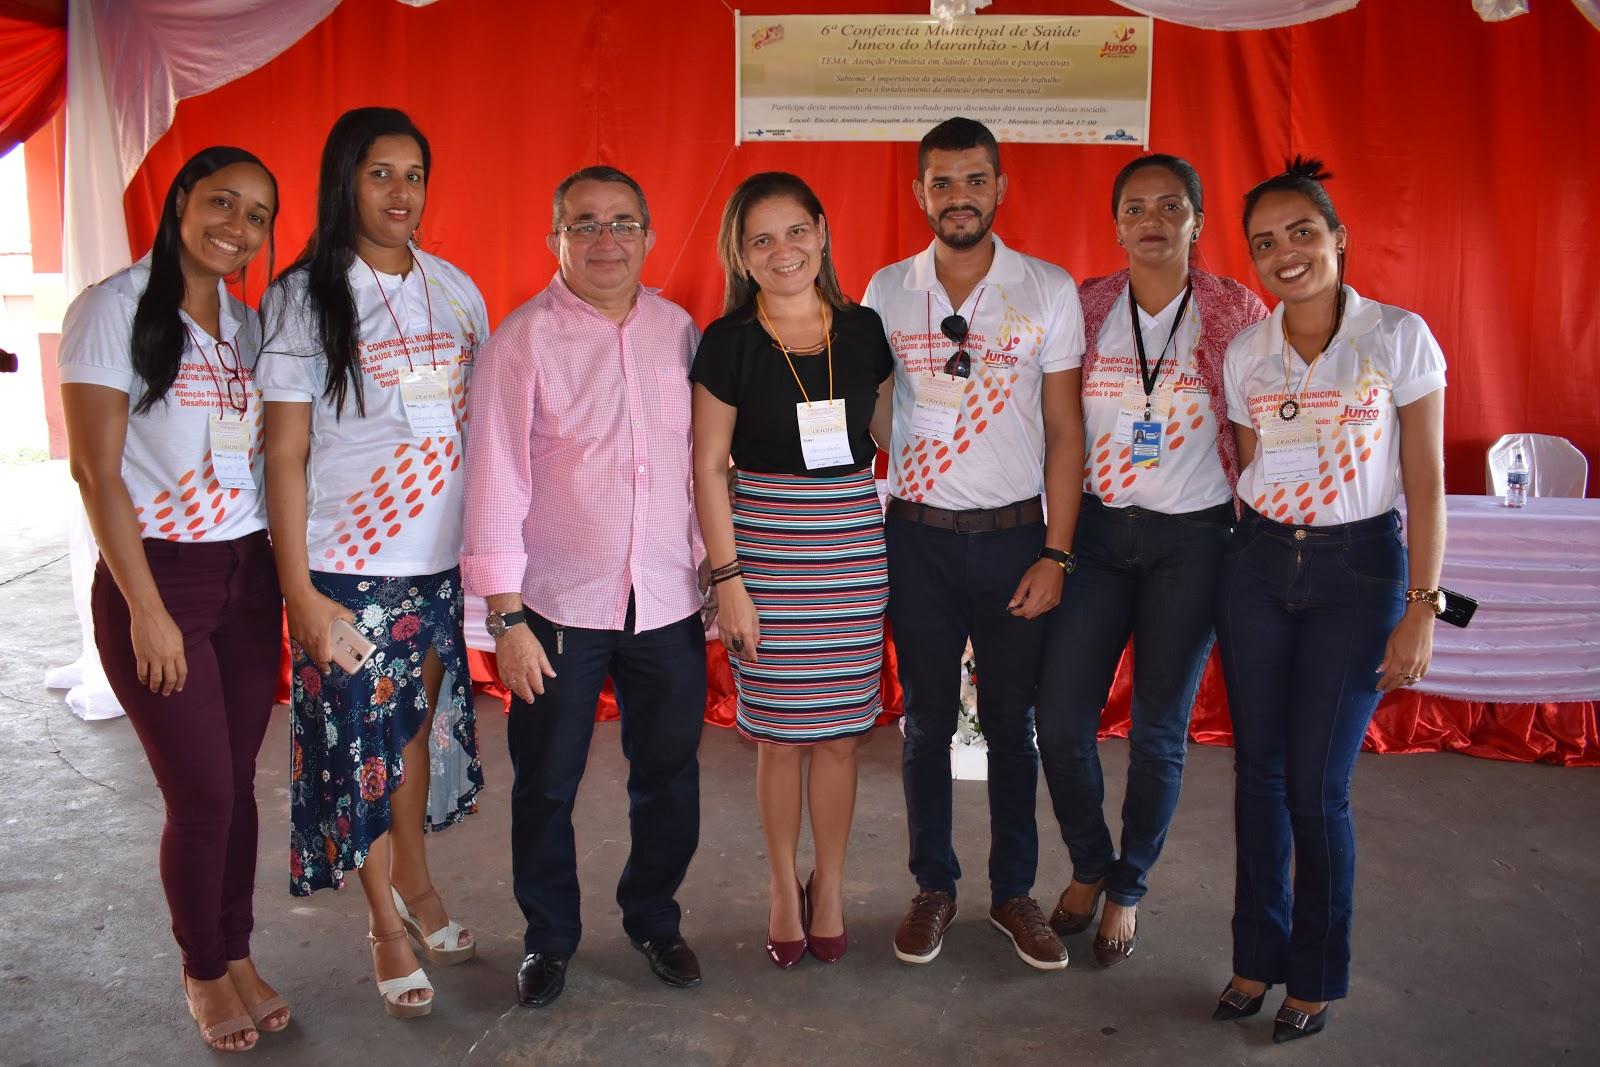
left=208, top=416, right=255, bottom=491
left=797, top=399, right=853, bottom=470
left=911, top=373, right=968, bottom=443
left=1259, top=420, right=1321, bottom=484
left=1114, top=377, right=1172, bottom=455
left=400, top=369, right=458, bottom=437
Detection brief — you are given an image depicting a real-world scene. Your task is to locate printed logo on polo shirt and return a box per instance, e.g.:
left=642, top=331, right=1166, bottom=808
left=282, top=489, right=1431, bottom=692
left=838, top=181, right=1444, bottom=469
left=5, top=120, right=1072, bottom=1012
left=1336, top=361, right=1389, bottom=426
left=894, top=296, right=1043, bottom=501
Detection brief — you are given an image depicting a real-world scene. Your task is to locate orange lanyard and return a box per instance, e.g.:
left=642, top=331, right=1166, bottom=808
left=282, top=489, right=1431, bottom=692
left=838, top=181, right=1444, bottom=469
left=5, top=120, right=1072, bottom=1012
left=756, top=294, right=832, bottom=404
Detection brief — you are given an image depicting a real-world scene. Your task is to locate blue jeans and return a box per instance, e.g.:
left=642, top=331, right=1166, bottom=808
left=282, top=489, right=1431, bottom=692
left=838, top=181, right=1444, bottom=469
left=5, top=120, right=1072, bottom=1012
left=507, top=597, right=707, bottom=956
left=886, top=510, right=1047, bottom=908
left=1036, top=495, right=1232, bottom=907
left=1214, top=507, right=1406, bottom=1002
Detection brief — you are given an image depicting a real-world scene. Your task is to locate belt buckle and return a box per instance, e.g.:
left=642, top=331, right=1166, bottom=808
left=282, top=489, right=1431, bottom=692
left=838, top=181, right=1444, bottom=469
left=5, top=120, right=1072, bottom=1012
left=953, top=510, right=986, bottom=534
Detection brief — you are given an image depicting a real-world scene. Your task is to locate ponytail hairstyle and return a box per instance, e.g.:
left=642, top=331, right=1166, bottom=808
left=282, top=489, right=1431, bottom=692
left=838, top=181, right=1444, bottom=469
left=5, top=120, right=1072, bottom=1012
left=131, top=146, right=277, bottom=415
left=279, top=107, right=431, bottom=418
left=716, top=171, right=850, bottom=317
left=1242, top=156, right=1348, bottom=337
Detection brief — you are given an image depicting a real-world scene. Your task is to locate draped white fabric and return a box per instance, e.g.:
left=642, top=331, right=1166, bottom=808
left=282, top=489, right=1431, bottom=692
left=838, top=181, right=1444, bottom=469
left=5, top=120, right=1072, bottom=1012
left=53, top=0, right=340, bottom=718
left=1107, top=1, right=1597, bottom=29
left=1108, top=1, right=1360, bottom=29
left=1414, top=496, right=1600, bottom=702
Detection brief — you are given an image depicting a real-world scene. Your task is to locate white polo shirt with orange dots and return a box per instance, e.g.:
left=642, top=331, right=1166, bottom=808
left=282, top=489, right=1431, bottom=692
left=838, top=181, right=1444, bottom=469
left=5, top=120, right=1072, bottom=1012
left=1225, top=287, right=1446, bottom=526
left=258, top=248, right=489, bottom=577
left=1081, top=286, right=1231, bottom=512
left=863, top=234, right=1085, bottom=511
left=58, top=255, right=268, bottom=543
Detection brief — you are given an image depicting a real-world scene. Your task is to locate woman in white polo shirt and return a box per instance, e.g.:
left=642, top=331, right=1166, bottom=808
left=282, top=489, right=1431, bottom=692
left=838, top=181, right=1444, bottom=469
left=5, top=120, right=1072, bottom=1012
left=61, top=146, right=287, bottom=1052
left=1036, top=154, right=1267, bottom=969
left=260, top=108, right=489, bottom=1019
left=1211, top=159, right=1447, bottom=1043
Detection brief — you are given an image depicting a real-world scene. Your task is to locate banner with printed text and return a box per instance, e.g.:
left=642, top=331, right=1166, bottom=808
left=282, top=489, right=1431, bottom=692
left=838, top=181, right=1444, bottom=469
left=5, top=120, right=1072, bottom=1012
left=737, top=14, right=1152, bottom=144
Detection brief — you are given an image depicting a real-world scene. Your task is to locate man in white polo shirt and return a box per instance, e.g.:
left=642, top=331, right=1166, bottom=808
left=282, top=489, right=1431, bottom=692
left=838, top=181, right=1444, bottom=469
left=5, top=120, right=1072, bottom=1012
left=863, top=117, right=1086, bottom=971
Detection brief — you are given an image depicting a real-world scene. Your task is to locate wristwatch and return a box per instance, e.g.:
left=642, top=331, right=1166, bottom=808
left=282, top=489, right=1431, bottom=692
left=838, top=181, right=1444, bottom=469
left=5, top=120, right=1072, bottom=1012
left=1404, top=588, right=1445, bottom=616
left=485, top=609, right=528, bottom=638
left=1039, top=547, right=1077, bottom=574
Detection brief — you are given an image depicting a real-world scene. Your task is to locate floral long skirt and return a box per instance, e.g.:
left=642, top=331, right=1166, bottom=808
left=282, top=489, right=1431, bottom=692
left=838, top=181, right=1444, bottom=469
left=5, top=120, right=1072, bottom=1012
left=289, top=567, right=482, bottom=896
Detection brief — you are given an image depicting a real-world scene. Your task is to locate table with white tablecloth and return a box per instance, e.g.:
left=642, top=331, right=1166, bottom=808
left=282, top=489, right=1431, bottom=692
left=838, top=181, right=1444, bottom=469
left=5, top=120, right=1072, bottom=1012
left=1418, top=496, right=1600, bottom=703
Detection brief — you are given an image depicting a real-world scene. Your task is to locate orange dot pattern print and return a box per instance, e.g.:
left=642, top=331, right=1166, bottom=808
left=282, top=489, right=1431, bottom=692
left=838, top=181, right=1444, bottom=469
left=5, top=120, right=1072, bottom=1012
left=319, top=436, right=459, bottom=573
left=136, top=401, right=266, bottom=541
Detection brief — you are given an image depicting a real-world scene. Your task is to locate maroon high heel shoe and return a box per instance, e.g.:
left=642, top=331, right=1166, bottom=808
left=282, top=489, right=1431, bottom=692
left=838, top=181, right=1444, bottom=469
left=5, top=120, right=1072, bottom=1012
left=765, top=879, right=807, bottom=969
left=804, top=873, right=849, bottom=964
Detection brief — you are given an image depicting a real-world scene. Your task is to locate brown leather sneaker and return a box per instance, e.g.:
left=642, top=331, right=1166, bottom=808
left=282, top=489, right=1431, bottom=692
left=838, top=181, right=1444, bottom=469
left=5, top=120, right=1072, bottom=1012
left=893, top=891, right=958, bottom=965
left=989, top=897, right=1069, bottom=970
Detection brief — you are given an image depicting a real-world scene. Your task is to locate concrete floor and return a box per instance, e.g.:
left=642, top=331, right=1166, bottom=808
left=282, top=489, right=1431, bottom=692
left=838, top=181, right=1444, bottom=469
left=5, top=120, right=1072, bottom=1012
left=2, top=461, right=1598, bottom=1066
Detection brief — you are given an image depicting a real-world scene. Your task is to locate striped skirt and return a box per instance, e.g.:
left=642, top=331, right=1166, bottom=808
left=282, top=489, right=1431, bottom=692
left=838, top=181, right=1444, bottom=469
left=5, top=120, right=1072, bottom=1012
left=730, top=467, right=888, bottom=745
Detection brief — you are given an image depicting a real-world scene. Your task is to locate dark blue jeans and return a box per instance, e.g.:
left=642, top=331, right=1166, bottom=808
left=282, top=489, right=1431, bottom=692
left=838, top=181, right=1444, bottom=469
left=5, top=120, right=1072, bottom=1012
left=886, top=511, right=1047, bottom=908
left=507, top=598, right=707, bottom=956
left=1036, top=495, right=1232, bottom=907
left=1215, top=507, right=1406, bottom=1002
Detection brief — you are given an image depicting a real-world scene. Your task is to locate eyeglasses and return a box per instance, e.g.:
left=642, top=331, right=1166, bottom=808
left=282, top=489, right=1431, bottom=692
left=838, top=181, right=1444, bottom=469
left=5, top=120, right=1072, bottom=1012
left=555, top=221, right=647, bottom=242
left=940, top=313, right=972, bottom=379
left=212, top=340, right=248, bottom=415
left=187, top=326, right=249, bottom=417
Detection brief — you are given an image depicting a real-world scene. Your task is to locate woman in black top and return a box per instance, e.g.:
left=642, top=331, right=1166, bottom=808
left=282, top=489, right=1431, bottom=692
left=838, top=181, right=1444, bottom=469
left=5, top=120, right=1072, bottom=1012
left=692, top=172, right=893, bottom=968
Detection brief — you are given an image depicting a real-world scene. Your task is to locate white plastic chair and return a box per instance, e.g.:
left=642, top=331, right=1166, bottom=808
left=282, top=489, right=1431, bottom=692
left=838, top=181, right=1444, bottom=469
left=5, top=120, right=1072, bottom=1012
left=1485, top=433, right=1589, bottom=497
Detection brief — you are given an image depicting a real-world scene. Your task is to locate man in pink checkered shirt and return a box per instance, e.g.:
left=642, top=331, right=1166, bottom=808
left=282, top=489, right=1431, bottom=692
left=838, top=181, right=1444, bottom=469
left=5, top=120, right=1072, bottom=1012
left=462, top=166, right=709, bottom=1009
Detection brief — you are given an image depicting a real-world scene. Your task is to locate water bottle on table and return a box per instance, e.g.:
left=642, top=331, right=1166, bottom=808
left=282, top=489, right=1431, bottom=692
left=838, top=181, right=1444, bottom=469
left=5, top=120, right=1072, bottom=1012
left=1504, top=449, right=1528, bottom=508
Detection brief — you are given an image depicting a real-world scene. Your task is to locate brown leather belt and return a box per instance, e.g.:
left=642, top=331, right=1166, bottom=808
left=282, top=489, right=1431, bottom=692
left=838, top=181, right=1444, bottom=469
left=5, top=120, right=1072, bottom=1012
left=887, top=496, right=1044, bottom=533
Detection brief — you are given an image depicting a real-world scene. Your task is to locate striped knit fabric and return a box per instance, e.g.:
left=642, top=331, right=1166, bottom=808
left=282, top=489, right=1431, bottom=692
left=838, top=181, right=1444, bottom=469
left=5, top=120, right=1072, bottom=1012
left=729, top=467, right=888, bottom=744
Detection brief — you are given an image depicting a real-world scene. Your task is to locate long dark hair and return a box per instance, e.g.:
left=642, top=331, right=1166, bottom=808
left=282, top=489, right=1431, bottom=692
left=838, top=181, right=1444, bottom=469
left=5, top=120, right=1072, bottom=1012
left=716, top=172, right=849, bottom=317
left=279, top=107, right=431, bottom=417
left=131, top=146, right=277, bottom=415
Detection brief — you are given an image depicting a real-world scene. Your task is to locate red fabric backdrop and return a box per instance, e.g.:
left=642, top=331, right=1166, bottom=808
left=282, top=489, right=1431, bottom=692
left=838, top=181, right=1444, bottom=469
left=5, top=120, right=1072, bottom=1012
left=124, top=0, right=1600, bottom=491
left=0, top=2, right=65, bottom=157
left=148, top=0, right=1596, bottom=766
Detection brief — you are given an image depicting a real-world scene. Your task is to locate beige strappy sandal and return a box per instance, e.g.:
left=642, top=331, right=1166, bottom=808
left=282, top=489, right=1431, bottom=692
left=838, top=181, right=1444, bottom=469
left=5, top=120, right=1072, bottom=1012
left=244, top=992, right=291, bottom=1032
left=391, top=885, right=476, bottom=965
left=369, top=928, right=434, bottom=1018
left=182, top=973, right=258, bottom=1053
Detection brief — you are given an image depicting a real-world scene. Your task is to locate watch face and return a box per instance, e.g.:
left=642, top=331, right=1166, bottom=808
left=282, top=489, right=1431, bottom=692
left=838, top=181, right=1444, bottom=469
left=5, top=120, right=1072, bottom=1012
left=486, top=613, right=505, bottom=638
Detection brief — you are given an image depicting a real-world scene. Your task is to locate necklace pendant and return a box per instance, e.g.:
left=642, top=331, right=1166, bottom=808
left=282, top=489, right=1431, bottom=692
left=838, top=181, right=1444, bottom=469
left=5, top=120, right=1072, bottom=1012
left=1277, top=398, right=1300, bottom=421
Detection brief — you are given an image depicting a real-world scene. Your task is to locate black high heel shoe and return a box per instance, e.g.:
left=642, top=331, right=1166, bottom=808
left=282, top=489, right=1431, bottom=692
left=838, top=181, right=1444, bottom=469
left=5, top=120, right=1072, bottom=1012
left=1273, top=1002, right=1329, bottom=1043
left=1211, top=981, right=1272, bottom=1021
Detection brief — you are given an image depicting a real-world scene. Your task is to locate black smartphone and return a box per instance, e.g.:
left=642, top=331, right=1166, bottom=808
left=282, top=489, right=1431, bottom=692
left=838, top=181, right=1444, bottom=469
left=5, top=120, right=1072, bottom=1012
left=1438, top=587, right=1478, bottom=628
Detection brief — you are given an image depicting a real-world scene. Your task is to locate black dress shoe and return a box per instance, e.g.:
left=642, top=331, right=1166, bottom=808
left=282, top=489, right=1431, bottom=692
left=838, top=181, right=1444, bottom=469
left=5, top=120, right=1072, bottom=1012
left=1273, top=1002, right=1329, bottom=1043
left=1212, top=982, right=1272, bottom=1021
left=632, top=935, right=702, bottom=989
left=516, top=952, right=569, bottom=1007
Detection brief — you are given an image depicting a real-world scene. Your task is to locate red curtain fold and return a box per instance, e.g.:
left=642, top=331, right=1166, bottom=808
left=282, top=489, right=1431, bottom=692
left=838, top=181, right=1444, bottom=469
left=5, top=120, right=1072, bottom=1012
left=0, top=6, right=66, bottom=157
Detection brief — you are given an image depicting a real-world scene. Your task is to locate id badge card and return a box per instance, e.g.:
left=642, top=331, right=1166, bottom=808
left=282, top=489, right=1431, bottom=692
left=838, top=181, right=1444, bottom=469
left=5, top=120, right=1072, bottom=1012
left=797, top=399, right=853, bottom=470
left=1114, top=378, right=1172, bottom=453
left=400, top=369, right=458, bottom=437
left=1259, top=419, right=1320, bottom=484
left=1131, top=420, right=1163, bottom=469
left=911, top=373, right=967, bottom=443
left=208, top=416, right=255, bottom=491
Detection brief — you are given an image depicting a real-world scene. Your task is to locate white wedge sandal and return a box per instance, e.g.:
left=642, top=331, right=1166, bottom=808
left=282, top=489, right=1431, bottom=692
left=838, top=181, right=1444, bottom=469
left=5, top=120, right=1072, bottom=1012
left=391, top=885, right=476, bottom=965
left=369, top=928, right=434, bottom=1018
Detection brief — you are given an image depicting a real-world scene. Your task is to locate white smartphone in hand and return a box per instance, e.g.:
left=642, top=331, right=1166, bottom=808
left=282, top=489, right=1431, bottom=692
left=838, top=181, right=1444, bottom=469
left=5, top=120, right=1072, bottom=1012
left=330, top=618, right=377, bottom=674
